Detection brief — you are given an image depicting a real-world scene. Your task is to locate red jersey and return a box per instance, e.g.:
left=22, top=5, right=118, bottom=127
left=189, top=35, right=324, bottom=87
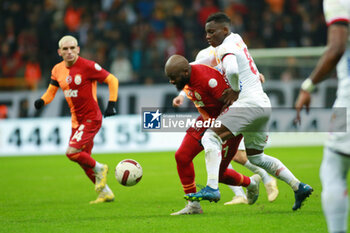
left=51, top=57, right=109, bottom=128
left=184, top=64, right=229, bottom=120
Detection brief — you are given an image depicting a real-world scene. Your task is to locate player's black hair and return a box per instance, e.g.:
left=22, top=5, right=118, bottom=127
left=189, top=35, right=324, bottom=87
left=206, top=12, right=231, bottom=24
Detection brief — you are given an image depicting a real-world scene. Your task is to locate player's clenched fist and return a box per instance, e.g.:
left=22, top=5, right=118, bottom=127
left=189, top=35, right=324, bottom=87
left=34, top=99, right=44, bottom=110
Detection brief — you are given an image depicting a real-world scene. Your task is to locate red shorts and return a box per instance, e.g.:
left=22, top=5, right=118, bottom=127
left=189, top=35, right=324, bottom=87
left=69, top=119, right=102, bottom=150
left=186, top=115, right=243, bottom=166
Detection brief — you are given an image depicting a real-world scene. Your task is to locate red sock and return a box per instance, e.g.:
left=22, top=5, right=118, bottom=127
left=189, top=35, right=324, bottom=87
left=67, top=151, right=97, bottom=183
left=66, top=151, right=96, bottom=168
left=219, top=168, right=251, bottom=187
left=175, top=133, right=204, bottom=194
left=80, top=164, right=95, bottom=183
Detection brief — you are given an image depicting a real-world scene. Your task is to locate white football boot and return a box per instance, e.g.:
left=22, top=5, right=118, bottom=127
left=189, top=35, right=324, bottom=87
left=264, top=177, right=279, bottom=202
left=224, top=195, right=248, bottom=205
left=171, top=201, right=203, bottom=215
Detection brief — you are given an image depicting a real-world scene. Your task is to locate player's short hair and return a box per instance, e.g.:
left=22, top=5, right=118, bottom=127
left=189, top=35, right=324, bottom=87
left=206, top=12, right=231, bottom=24
left=58, top=35, right=78, bottom=48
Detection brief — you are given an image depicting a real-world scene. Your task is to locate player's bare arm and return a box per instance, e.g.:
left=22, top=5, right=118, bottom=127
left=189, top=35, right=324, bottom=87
left=295, top=23, right=349, bottom=124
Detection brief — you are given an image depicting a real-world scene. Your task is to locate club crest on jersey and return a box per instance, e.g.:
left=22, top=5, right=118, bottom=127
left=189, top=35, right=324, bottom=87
left=74, top=74, right=82, bottom=85
left=194, top=91, right=202, bottom=100
left=94, top=63, right=102, bottom=71
left=187, top=90, right=194, bottom=98
left=66, top=75, right=72, bottom=84
left=208, top=78, right=218, bottom=88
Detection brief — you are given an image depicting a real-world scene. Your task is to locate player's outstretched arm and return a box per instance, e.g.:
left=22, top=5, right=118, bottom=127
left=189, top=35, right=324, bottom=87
left=103, top=74, right=119, bottom=117
left=34, top=83, right=59, bottom=110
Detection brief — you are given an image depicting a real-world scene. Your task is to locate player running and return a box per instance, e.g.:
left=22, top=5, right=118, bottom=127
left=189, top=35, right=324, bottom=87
left=34, top=35, right=118, bottom=204
left=186, top=12, right=313, bottom=211
left=165, top=54, right=261, bottom=215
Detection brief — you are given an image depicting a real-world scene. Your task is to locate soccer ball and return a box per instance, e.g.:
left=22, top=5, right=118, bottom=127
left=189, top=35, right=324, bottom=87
left=115, top=159, right=143, bottom=186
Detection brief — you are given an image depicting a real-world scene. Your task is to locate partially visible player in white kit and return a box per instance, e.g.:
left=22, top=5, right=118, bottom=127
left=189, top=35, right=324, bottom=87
left=174, top=46, right=279, bottom=205
left=295, top=0, right=350, bottom=231
left=185, top=12, right=313, bottom=211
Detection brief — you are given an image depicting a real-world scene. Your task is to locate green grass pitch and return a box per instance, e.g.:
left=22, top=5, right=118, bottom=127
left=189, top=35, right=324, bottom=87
left=0, top=146, right=348, bottom=233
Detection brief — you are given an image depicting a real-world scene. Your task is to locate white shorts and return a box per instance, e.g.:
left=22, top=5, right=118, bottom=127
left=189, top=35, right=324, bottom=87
left=325, top=98, right=350, bottom=154
left=217, top=93, right=271, bottom=151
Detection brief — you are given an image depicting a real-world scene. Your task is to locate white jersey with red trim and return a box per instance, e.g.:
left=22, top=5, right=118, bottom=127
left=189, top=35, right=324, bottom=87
left=215, top=33, right=264, bottom=99
left=324, top=0, right=350, bottom=153
left=324, top=0, right=350, bottom=99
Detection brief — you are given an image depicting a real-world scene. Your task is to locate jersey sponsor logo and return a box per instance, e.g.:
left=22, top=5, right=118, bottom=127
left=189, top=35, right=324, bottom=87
left=208, top=78, right=218, bottom=88
left=64, top=89, right=78, bottom=97
left=74, top=74, right=82, bottom=85
left=94, top=63, right=102, bottom=71
left=66, top=75, right=72, bottom=84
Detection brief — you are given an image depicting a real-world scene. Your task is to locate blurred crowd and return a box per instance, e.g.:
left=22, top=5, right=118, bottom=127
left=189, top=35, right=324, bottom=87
left=0, top=0, right=326, bottom=89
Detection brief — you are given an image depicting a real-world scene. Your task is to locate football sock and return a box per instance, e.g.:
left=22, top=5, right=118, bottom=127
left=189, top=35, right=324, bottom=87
left=102, top=184, right=112, bottom=193
left=227, top=164, right=247, bottom=196
left=92, top=161, right=104, bottom=173
left=229, top=185, right=246, bottom=197
left=188, top=200, right=201, bottom=208
left=244, top=160, right=272, bottom=184
left=220, top=168, right=251, bottom=187
left=66, top=151, right=96, bottom=168
left=202, top=130, right=223, bottom=189
left=175, top=133, right=204, bottom=194
left=248, top=153, right=300, bottom=191
left=79, top=164, right=95, bottom=183
left=321, top=148, right=348, bottom=233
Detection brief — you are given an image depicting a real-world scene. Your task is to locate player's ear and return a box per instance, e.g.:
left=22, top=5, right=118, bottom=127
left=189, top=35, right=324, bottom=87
left=57, top=48, right=62, bottom=57
left=77, top=46, right=80, bottom=54
left=223, top=26, right=229, bottom=35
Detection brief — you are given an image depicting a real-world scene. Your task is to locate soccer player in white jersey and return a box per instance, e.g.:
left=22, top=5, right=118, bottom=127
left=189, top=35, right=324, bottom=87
left=174, top=46, right=279, bottom=205
left=295, top=0, right=350, bottom=231
left=185, top=12, right=313, bottom=211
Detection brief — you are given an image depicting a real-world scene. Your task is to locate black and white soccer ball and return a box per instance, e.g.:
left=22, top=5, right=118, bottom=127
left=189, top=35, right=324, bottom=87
left=115, top=159, right=143, bottom=186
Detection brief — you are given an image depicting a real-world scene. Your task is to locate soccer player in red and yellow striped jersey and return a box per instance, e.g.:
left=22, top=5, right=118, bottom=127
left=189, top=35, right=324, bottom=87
left=34, top=35, right=118, bottom=204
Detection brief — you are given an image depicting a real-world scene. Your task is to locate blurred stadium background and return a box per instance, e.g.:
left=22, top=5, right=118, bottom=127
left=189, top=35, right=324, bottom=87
left=0, top=1, right=343, bottom=232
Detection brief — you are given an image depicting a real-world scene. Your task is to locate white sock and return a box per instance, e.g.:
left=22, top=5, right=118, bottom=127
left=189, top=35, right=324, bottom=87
left=102, top=184, right=111, bottom=193
left=244, top=160, right=272, bottom=184
left=92, top=161, right=104, bottom=173
left=227, top=163, right=246, bottom=197
left=321, top=148, right=349, bottom=233
left=188, top=200, right=201, bottom=208
left=248, top=153, right=300, bottom=191
left=202, top=130, right=223, bottom=189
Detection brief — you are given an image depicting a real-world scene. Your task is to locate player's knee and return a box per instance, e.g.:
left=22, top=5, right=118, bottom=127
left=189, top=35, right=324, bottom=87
left=66, top=147, right=81, bottom=162
left=201, top=130, right=222, bottom=152
left=247, top=153, right=263, bottom=165
left=233, top=150, right=247, bottom=164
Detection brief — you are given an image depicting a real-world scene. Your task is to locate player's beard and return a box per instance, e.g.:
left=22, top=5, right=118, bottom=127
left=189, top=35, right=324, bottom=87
left=175, top=76, right=189, bottom=91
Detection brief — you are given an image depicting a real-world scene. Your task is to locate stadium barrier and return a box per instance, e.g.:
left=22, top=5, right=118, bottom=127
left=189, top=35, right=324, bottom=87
left=0, top=115, right=327, bottom=157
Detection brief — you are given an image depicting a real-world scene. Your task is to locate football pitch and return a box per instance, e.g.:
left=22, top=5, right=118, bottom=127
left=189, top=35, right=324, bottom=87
left=1, top=146, right=348, bottom=233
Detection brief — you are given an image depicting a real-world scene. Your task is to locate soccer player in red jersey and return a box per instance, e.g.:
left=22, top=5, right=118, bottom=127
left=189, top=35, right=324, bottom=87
left=165, top=54, right=260, bottom=215
left=34, top=35, right=119, bottom=204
